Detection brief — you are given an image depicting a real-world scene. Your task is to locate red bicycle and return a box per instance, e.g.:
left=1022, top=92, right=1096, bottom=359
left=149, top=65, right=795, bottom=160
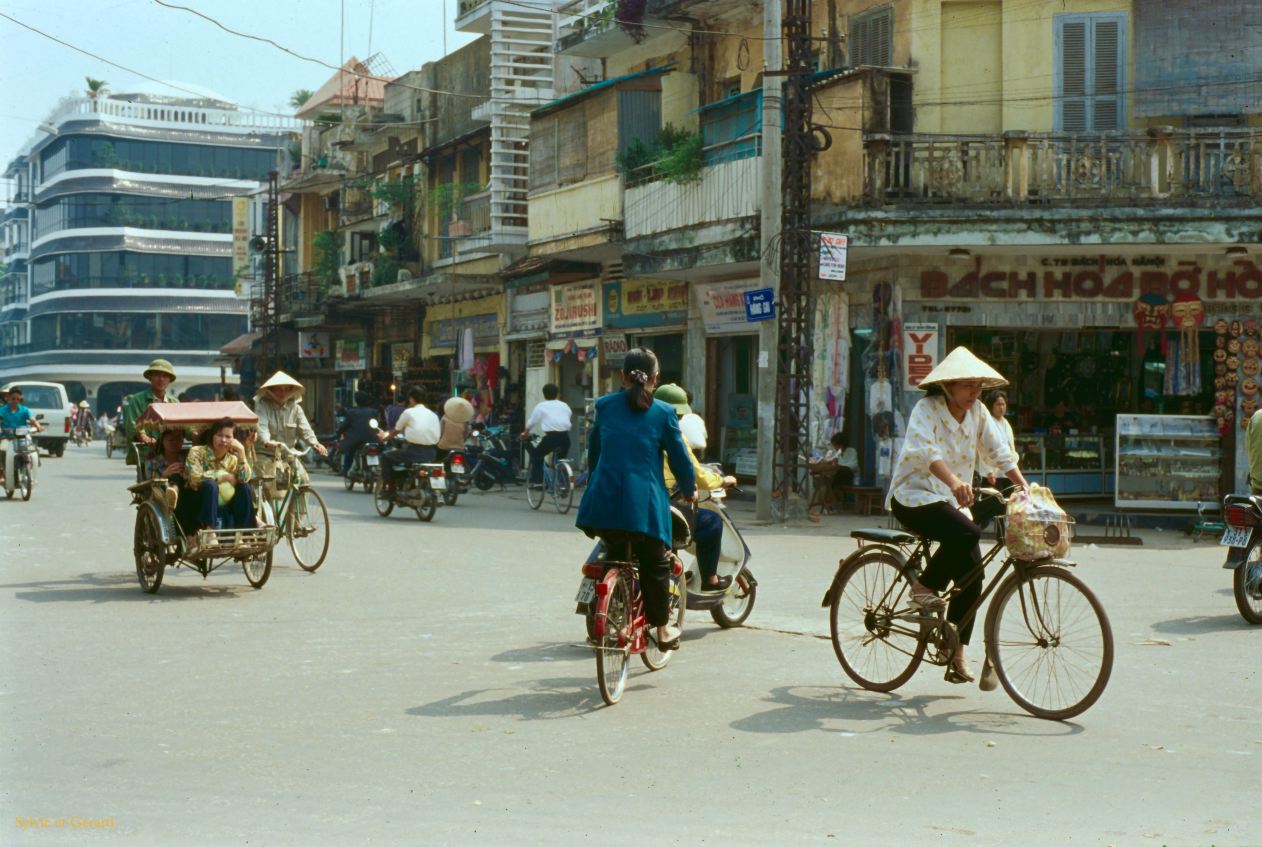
left=578, top=545, right=686, bottom=706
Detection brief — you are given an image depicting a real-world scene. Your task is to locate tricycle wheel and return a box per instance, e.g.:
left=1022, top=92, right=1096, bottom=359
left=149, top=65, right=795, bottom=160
left=133, top=508, right=166, bottom=594
left=243, top=545, right=273, bottom=588
left=416, top=491, right=437, bottom=522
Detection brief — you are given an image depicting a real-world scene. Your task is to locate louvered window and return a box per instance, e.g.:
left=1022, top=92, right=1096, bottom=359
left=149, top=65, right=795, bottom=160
left=848, top=5, right=893, bottom=67
left=1055, top=14, right=1127, bottom=132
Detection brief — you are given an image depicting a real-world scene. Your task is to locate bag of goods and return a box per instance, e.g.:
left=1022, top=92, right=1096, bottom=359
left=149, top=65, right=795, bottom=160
left=1004, top=484, right=1074, bottom=561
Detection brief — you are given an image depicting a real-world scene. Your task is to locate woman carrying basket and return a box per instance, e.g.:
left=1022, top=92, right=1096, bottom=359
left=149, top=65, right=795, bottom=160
left=886, top=347, right=1029, bottom=684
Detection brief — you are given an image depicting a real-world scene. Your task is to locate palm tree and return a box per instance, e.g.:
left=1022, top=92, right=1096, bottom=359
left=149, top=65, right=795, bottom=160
left=289, top=89, right=314, bottom=111
left=85, top=77, right=108, bottom=102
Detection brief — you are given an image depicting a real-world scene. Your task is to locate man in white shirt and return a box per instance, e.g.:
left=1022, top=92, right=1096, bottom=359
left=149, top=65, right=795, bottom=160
left=521, top=383, right=572, bottom=488
left=378, top=386, right=440, bottom=467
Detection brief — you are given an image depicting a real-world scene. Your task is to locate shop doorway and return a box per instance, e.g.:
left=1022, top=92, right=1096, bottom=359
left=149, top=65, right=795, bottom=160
left=630, top=332, right=683, bottom=387
left=705, top=334, right=758, bottom=475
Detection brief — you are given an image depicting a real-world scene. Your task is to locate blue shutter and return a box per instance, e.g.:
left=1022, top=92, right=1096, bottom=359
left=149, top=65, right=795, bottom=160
left=1055, top=14, right=1127, bottom=132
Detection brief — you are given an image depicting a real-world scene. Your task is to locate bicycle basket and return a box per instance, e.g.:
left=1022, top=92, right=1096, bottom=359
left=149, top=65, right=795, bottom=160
left=1004, top=484, right=1074, bottom=561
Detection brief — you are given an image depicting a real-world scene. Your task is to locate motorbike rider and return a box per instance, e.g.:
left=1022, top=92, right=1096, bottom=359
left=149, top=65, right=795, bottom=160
left=438, top=396, right=475, bottom=461
left=254, top=371, right=328, bottom=486
left=337, top=390, right=380, bottom=476
left=0, top=386, right=44, bottom=485
left=522, top=383, right=572, bottom=488
left=377, top=386, right=440, bottom=479
left=576, top=348, right=696, bottom=651
left=654, top=384, right=737, bottom=592
left=122, top=359, right=180, bottom=465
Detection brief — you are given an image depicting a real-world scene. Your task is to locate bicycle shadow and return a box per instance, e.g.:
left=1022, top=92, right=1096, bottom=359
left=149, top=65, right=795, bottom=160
left=729, top=685, right=1085, bottom=738
left=489, top=642, right=594, bottom=664
left=407, top=675, right=636, bottom=720
left=1149, top=614, right=1251, bottom=635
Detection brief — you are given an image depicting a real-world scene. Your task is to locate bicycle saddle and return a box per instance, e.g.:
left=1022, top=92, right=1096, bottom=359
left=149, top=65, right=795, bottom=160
left=850, top=528, right=917, bottom=545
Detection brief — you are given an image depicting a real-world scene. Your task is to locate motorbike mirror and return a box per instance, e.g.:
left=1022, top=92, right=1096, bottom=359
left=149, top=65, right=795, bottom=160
left=369, top=418, right=379, bottom=429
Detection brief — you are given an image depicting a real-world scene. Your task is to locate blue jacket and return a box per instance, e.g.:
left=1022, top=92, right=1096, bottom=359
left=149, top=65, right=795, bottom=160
left=576, top=392, right=697, bottom=548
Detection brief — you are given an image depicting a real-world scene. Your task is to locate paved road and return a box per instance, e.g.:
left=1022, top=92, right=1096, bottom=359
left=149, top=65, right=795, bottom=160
left=2, top=448, right=1258, bottom=846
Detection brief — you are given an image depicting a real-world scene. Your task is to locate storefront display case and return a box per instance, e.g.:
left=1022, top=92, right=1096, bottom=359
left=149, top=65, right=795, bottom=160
left=1115, top=414, right=1221, bottom=510
left=1016, top=434, right=1114, bottom=496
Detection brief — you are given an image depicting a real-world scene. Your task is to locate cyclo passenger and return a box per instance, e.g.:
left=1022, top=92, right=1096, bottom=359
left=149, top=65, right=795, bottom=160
left=122, top=359, right=179, bottom=466
left=254, top=371, right=327, bottom=497
left=145, top=427, right=198, bottom=532
left=885, top=347, right=1029, bottom=684
left=0, top=386, right=44, bottom=485
left=184, top=417, right=256, bottom=534
left=575, top=348, right=696, bottom=651
left=376, top=387, right=440, bottom=488
left=653, top=383, right=738, bottom=592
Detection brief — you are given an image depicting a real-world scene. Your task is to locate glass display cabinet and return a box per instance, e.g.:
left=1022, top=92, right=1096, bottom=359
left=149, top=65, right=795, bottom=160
left=1015, top=434, right=1113, bottom=496
left=1115, top=414, right=1221, bottom=510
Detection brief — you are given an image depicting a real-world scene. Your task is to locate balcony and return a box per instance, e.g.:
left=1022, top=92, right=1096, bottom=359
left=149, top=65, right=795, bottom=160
left=277, top=272, right=331, bottom=321
left=863, top=128, right=1262, bottom=207
left=454, top=0, right=491, bottom=33
left=449, top=191, right=494, bottom=253
left=625, top=150, right=762, bottom=239
left=556, top=0, right=679, bottom=59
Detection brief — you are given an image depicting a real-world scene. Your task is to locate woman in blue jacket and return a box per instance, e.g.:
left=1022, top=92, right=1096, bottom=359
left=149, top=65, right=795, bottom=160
left=576, top=348, right=697, bottom=650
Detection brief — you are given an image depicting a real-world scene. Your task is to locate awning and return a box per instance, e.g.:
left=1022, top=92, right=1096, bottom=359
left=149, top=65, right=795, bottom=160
left=502, top=256, right=601, bottom=288
left=218, top=331, right=263, bottom=357
left=546, top=336, right=599, bottom=350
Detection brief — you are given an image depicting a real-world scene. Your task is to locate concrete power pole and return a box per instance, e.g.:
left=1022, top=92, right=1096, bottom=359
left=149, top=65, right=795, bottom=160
left=755, top=0, right=783, bottom=522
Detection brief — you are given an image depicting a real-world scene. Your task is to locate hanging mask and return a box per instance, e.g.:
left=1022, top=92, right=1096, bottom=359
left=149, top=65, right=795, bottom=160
left=1228, top=355, right=1241, bottom=371
left=1216, top=335, right=1227, bottom=349
left=1212, top=404, right=1228, bottom=419
left=1214, top=348, right=1228, bottom=363
left=1230, top=320, right=1243, bottom=336
left=1242, top=398, right=1259, bottom=417
left=1245, top=338, right=1260, bottom=358
left=1244, top=358, right=1261, bottom=377
left=1214, top=318, right=1229, bottom=334
left=1228, top=339, right=1242, bottom=354
left=1227, top=370, right=1239, bottom=385
left=1215, top=362, right=1228, bottom=376
left=1215, top=390, right=1232, bottom=406
left=1215, top=377, right=1227, bottom=389
left=1242, top=377, right=1260, bottom=396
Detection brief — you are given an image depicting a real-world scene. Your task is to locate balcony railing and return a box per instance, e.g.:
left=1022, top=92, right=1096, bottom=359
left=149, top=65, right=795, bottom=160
left=279, top=272, right=330, bottom=318
left=865, top=128, right=1262, bottom=206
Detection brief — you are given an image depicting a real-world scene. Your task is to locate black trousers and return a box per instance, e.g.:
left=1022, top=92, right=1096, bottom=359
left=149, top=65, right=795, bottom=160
left=597, top=530, right=673, bottom=627
left=890, top=496, right=1004, bottom=644
left=528, top=431, right=571, bottom=485
left=383, top=443, right=436, bottom=466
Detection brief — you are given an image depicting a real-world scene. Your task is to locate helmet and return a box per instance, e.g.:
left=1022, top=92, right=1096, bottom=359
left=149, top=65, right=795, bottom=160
left=143, top=358, right=178, bottom=381
left=653, top=383, right=691, bottom=416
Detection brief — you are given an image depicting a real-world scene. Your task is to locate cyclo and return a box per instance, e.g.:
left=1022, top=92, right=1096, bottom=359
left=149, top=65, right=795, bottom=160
left=129, top=402, right=279, bottom=594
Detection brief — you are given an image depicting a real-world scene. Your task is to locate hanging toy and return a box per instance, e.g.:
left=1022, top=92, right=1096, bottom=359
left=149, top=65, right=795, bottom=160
left=1168, top=293, right=1204, bottom=395
left=1132, top=292, right=1170, bottom=356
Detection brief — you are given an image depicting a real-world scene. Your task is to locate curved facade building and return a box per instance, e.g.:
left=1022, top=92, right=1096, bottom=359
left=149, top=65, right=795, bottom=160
left=0, top=91, right=299, bottom=411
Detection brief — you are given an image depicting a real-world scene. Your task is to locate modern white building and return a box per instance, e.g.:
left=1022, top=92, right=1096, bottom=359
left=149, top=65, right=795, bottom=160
left=0, top=88, right=301, bottom=411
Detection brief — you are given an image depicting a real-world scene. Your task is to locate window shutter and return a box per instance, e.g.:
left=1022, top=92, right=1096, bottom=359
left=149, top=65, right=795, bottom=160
left=1060, top=20, right=1088, bottom=132
left=874, top=7, right=892, bottom=66
left=848, top=14, right=869, bottom=66
left=1092, top=19, right=1120, bottom=130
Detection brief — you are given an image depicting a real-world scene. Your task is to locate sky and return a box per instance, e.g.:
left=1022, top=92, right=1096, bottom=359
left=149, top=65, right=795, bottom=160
left=0, top=0, right=479, bottom=181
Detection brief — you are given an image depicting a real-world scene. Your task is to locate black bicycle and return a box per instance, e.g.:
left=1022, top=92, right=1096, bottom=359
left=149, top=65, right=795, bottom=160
left=821, top=490, right=1113, bottom=721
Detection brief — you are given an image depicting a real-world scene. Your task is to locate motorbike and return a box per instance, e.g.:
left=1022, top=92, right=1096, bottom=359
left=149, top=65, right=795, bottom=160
left=343, top=442, right=377, bottom=493
left=369, top=420, right=446, bottom=522
left=2, top=425, right=39, bottom=501
left=316, top=433, right=341, bottom=473
left=466, top=426, right=521, bottom=491
left=1221, top=493, right=1262, bottom=625
left=441, top=448, right=470, bottom=506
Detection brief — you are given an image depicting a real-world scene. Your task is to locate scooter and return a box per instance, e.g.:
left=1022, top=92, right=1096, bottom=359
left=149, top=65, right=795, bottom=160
left=466, top=426, right=521, bottom=491
left=368, top=420, right=446, bottom=522
left=1220, top=493, right=1262, bottom=625
left=2, top=425, right=39, bottom=501
left=677, top=485, right=758, bottom=628
left=343, top=442, right=376, bottom=493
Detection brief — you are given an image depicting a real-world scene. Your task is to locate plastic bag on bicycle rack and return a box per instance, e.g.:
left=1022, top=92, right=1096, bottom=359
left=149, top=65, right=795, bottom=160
left=1004, top=484, right=1073, bottom=561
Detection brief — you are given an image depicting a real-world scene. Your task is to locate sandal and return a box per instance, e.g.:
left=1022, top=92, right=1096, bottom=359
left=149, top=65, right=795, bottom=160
left=651, top=626, right=682, bottom=652
left=909, top=590, right=947, bottom=611
left=702, top=575, right=732, bottom=592
left=944, top=664, right=975, bottom=684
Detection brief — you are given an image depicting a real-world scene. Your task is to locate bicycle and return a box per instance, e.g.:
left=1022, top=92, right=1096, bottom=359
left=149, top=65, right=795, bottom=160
left=525, top=439, right=574, bottom=514
left=258, top=444, right=331, bottom=572
left=822, top=489, right=1113, bottom=721
left=580, top=542, right=686, bottom=706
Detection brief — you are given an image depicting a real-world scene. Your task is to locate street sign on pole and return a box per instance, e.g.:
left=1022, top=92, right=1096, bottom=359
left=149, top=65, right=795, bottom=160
left=744, top=288, right=776, bottom=322
left=818, top=233, right=848, bottom=281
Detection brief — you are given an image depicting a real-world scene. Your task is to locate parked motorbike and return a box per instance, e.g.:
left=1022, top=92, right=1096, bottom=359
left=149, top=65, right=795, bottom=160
left=369, top=420, right=446, bottom=522
left=2, top=425, right=39, bottom=501
left=1221, top=493, right=1262, bottom=625
left=343, top=442, right=377, bottom=493
left=466, top=426, right=521, bottom=491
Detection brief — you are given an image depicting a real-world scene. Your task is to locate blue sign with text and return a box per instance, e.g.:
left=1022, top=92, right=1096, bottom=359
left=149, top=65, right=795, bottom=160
left=744, top=288, right=776, bottom=322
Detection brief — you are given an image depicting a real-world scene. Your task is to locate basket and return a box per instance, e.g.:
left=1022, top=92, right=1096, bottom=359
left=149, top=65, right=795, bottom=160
left=1004, top=485, right=1074, bottom=561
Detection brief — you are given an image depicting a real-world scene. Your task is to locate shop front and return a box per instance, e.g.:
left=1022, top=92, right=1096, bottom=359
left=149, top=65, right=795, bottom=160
left=602, top=277, right=690, bottom=387
left=848, top=252, right=1262, bottom=506
left=548, top=278, right=601, bottom=458
left=694, top=279, right=765, bottom=473
left=421, top=293, right=505, bottom=420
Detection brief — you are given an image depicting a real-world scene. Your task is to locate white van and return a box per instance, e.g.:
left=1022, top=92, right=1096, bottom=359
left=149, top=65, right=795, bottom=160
left=1, top=381, right=72, bottom=456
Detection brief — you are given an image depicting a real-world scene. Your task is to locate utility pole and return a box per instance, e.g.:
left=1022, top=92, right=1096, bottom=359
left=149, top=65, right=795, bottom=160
left=755, top=0, right=783, bottom=522
left=260, top=170, right=281, bottom=374
left=771, top=0, right=816, bottom=520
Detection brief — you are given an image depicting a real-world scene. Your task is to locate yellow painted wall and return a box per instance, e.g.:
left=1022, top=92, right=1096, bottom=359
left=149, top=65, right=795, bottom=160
left=527, top=174, right=622, bottom=244
left=940, top=1, right=1002, bottom=132
left=661, top=71, right=700, bottom=132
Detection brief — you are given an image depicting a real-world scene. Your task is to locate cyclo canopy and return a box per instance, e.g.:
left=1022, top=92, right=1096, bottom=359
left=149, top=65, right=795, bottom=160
left=135, top=401, right=259, bottom=440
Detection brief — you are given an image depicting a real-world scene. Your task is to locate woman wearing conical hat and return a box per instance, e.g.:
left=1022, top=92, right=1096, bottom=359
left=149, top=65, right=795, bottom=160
left=886, top=347, right=1029, bottom=685
left=254, top=371, right=327, bottom=487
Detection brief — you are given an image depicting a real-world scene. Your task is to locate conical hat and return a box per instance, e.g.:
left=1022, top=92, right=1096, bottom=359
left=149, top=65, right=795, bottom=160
left=918, top=346, right=1008, bottom=390
left=259, top=371, right=302, bottom=391
left=443, top=396, right=475, bottom=423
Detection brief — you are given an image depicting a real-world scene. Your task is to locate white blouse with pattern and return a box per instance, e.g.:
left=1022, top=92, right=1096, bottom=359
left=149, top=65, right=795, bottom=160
left=887, top=395, right=1016, bottom=509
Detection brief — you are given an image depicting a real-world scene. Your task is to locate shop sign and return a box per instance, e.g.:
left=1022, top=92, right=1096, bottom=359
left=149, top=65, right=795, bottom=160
left=431, top=313, right=499, bottom=352
left=603, top=278, right=689, bottom=329
left=695, top=280, right=762, bottom=334
left=818, top=233, right=848, bottom=281
left=298, top=331, right=329, bottom=359
left=390, top=342, right=413, bottom=377
left=550, top=280, right=600, bottom=338
left=603, top=330, right=628, bottom=368
left=335, top=338, right=367, bottom=372
left=231, top=197, right=250, bottom=284
left=918, top=256, right=1262, bottom=302
left=902, top=323, right=939, bottom=390
left=744, top=288, right=776, bottom=322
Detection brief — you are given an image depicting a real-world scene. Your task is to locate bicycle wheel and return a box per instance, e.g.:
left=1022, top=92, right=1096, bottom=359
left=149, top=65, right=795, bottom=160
left=552, top=462, right=574, bottom=515
left=595, top=572, right=631, bottom=705
left=526, top=464, right=544, bottom=510
left=288, top=487, right=330, bottom=572
left=829, top=549, right=926, bottom=692
left=1234, top=545, right=1262, bottom=625
left=642, top=564, right=686, bottom=671
left=984, top=564, right=1113, bottom=721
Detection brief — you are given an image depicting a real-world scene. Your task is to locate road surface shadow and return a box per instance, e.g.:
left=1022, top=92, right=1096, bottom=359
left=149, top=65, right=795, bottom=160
left=729, top=685, right=1084, bottom=737
left=408, top=676, right=627, bottom=719
left=490, top=642, right=592, bottom=664
left=1150, top=614, right=1251, bottom=635
left=1, top=571, right=256, bottom=603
